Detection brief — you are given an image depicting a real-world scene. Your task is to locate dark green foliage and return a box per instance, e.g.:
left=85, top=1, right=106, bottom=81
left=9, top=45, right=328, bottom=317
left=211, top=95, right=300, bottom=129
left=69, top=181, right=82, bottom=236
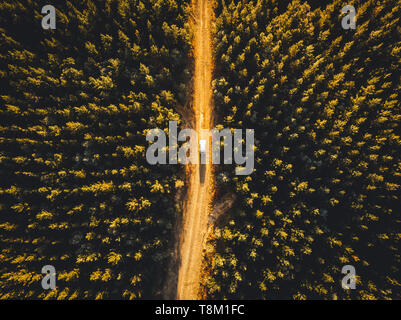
left=0, top=0, right=191, bottom=299
left=208, top=0, right=401, bottom=299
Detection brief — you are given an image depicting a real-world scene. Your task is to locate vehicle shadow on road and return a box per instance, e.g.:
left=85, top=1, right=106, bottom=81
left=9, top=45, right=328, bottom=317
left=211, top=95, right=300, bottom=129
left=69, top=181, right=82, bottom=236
left=200, top=163, right=206, bottom=184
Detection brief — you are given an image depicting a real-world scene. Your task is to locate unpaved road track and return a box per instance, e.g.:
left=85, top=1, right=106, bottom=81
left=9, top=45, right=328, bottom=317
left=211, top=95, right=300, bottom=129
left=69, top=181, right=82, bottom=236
left=176, top=0, right=214, bottom=300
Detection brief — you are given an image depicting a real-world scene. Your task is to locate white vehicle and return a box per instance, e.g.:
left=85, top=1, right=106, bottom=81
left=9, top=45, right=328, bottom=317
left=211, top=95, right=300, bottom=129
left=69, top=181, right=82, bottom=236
left=199, top=139, right=206, bottom=163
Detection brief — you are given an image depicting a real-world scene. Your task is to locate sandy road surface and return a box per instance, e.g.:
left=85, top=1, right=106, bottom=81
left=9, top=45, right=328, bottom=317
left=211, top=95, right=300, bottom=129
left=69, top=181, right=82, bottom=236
left=176, top=0, right=214, bottom=300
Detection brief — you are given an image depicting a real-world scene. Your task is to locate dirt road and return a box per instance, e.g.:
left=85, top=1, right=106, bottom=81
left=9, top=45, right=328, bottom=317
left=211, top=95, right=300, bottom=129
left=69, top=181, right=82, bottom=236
left=176, top=0, right=214, bottom=300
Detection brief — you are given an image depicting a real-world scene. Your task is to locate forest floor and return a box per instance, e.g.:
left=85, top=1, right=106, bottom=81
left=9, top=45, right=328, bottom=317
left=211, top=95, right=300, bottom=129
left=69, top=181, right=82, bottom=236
left=176, top=0, right=214, bottom=300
